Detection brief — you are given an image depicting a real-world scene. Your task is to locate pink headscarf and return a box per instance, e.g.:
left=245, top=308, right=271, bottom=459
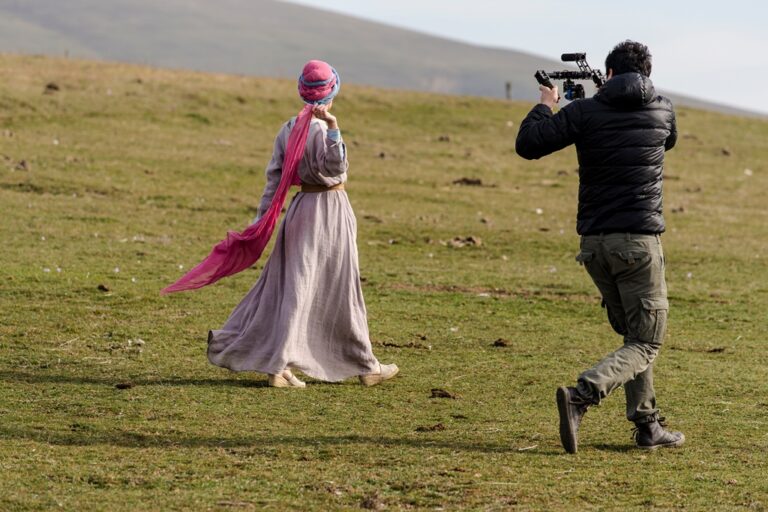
left=162, top=60, right=340, bottom=294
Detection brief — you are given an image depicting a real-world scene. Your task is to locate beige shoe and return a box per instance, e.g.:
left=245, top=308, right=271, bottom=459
left=268, top=369, right=306, bottom=388
left=359, top=363, right=399, bottom=386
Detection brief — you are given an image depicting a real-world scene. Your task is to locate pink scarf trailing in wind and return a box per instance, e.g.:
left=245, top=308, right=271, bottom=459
left=162, top=60, right=340, bottom=294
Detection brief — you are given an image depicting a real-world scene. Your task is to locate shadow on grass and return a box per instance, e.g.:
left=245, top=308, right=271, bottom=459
left=591, top=443, right=636, bottom=453
left=1, top=370, right=566, bottom=455
left=0, top=424, right=563, bottom=456
left=0, top=370, right=361, bottom=389
left=0, top=370, right=283, bottom=388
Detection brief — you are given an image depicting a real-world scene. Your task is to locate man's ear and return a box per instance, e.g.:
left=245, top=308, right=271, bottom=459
left=606, top=68, right=614, bottom=79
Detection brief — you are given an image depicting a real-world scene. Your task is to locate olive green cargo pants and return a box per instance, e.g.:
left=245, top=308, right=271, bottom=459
left=574, top=233, right=669, bottom=423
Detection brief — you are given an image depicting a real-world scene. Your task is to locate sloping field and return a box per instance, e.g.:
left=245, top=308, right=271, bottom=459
left=0, top=0, right=561, bottom=100
left=0, top=0, right=757, bottom=117
left=1, top=54, right=767, bottom=510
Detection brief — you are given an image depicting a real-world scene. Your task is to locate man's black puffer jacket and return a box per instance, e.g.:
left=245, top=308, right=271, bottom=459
left=515, top=72, right=677, bottom=235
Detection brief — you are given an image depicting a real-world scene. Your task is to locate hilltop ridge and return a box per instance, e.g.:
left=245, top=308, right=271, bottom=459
left=0, top=0, right=760, bottom=117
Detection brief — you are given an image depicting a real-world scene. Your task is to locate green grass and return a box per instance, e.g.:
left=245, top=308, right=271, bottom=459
left=1, top=54, right=767, bottom=511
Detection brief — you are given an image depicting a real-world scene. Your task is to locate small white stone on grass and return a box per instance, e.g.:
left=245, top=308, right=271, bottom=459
left=43, top=268, right=51, bottom=273
left=686, top=272, right=693, bottom=279
left=744, top=168, right=753, bottom=176
left=113, top=267, right=120, bottom=273
left=127, top=338, right=145, bottom=348
left=535, top=208, right=544, bottom=215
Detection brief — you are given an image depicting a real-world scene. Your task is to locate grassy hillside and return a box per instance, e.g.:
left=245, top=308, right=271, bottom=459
left=0, top=0, right=565, bottom=100
left=3, top=0, right=757, bottom=119
left=1, top=54, right=767, bottom=511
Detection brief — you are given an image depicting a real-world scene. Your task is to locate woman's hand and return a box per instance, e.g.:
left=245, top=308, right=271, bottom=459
left=312, top=104, right=338, bottom=130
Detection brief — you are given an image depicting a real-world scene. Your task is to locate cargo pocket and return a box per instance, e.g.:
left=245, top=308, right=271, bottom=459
left=613, top=250, right=650, bottom=265
left=638, top=296, right=669, bottom=345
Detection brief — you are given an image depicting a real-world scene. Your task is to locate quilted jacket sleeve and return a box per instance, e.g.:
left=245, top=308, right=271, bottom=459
left=515, top=103, right=580, bottom=160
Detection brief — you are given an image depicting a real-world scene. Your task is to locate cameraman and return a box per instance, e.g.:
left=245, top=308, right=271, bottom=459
left=515, top=41, right=683, bottom=453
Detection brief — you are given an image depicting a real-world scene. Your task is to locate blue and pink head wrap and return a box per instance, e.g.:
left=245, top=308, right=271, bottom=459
left=163, top=60, right=342, bottom=294
left=298, top=60, right=340, bottom=105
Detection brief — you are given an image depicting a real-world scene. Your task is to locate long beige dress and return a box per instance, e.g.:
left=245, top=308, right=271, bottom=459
left=207, top=118, right=380, bottom=381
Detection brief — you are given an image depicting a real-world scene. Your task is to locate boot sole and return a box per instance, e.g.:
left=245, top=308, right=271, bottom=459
left=556, top=387, right=578, bottom=454
left=636, top=433, right=686, bottom=450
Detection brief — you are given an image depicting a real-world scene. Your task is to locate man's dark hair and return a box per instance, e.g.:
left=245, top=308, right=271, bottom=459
left=605, top=40, right=652, bottom=77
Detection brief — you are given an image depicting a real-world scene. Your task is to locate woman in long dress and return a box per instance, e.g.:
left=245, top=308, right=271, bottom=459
left=206, top=61, right=398, bottom=387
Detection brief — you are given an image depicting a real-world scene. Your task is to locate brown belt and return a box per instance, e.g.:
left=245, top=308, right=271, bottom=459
left=300, top=183, right=345, bottom=193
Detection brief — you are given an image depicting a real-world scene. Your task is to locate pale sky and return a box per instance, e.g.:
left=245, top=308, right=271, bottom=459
left=284, top=0, right=766, bottom=115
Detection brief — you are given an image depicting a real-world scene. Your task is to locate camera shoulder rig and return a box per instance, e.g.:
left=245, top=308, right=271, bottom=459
left=535, top=53, right=606, bottom=101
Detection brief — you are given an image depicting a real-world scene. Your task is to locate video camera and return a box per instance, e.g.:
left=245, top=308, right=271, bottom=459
left=535, top=53, right=606, bottom=101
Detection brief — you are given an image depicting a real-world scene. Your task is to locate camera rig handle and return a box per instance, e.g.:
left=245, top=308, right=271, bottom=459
left=534, top=70, right=554, bottom=89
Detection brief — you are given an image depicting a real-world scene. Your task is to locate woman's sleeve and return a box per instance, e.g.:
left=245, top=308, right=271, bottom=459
left=255, top=126, right=287, bottom=219
left=312, top=125, right=349, bottom=177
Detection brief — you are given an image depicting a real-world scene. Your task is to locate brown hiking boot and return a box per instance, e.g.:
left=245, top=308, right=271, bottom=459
left=556, top=386, right=590, bottom=454
left=633, top=417, right=685, bottom=450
